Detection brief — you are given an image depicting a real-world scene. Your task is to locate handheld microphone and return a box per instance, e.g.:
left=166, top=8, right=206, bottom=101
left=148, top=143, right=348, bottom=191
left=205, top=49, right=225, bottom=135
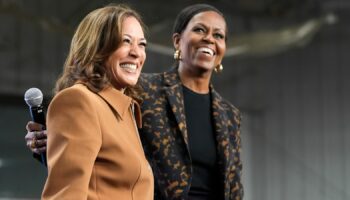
left=24, top=87, right=47, bottom=166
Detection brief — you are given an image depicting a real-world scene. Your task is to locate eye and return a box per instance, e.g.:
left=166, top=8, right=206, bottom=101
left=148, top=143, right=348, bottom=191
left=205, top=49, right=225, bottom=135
left=139, top=41, right=147, bottom=48
left=214, top=33, right=225, bottom=40
left=122, top=37, right=131, bottom=44
left=193, top=27, right=205, bottom=33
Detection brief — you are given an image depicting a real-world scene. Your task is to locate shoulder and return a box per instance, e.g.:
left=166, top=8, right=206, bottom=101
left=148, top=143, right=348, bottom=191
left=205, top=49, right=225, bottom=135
left=138, top=67, right=179, bottom=90
left=212, top=88, right=241, bottom=119
left=55, top=84, right=93, bottom=97
left=50, top=84, right=97, bottom=109
left=139, top=72, right=164, bottom=85
left=222, top=97, right=240, bottom=115
left=138, top=72, right=166, bottom=95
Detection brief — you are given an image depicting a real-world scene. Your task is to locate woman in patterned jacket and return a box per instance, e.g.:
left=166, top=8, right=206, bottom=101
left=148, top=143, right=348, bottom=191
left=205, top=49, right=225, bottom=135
left=25, top=4, right=243, bottom=200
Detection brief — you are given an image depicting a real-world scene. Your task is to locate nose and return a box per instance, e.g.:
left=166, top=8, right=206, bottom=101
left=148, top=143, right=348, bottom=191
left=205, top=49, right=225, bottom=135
left=202, top=32, right=215, bottom=44
left=129, top=43, right=141, bottom=58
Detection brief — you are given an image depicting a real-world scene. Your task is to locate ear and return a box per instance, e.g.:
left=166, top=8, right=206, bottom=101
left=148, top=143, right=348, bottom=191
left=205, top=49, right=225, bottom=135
left=172, top=33, right=180, bottom=49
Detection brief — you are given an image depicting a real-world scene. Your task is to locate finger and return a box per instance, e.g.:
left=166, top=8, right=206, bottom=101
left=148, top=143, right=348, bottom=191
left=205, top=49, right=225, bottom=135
left=26, top=139, right=37, bottom=152
left=34, top=131, right=47, bottom=139
left=26, top=140, right=33, bottom=149
left=26, top=121, right=45, bottom=131
left=24, top=131, right=35, bottom=141
left=31, top=138, right=37, bottom=149
left=26, top=138, right=41, bottom=154
left=34, top=139, right=47, bottom=148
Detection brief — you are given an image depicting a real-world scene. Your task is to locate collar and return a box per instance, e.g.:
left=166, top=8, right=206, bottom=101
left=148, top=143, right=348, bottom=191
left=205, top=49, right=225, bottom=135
left=98, top=86, right=132, bottom=118
left=98, top=86, right=142, bottom=128
left=163, top=66, right=217, bottom=95
left=163, top=67, right=182, bottom=87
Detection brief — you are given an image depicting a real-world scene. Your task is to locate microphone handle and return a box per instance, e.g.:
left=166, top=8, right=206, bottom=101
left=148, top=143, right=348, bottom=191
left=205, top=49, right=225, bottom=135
left=30, top=105, right=46, bottom=126
left=30, top=105, right=47, bottom=167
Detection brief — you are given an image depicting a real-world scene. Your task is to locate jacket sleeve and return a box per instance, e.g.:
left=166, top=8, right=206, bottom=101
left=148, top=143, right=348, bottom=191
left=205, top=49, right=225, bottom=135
left=42, top=88, right=102, bottom=200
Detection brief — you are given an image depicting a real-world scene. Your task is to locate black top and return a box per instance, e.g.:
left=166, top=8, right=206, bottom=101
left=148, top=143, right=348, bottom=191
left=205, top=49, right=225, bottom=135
left=182, top=86, right=222, bottom=200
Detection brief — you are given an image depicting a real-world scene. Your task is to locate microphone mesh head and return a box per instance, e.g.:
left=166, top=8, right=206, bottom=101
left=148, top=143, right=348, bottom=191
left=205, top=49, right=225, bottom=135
left=24, top=88, right=43, bottom=107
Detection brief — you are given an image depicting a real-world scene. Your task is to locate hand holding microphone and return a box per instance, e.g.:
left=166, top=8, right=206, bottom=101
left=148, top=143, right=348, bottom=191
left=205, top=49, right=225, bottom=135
left=24, top=88, right=47, bottom=166
left=25, top=122, right=47, bottom=153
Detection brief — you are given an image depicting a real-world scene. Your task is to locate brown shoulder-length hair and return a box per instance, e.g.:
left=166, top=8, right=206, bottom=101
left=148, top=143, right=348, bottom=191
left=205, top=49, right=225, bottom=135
left=55, top=4, right=146, bottom=102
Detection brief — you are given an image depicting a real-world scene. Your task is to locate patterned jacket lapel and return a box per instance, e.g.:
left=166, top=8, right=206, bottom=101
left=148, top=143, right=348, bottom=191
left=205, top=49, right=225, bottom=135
left=211, top=86, right=243, bottom=199
left=210, top=86, right=232, bottom=198
left=163, top=68, right=190, bottom=150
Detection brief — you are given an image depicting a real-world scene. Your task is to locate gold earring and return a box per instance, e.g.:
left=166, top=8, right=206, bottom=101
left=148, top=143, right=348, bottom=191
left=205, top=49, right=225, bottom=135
left=174, top=49, right=182, bottom=60
left=214, top=64, right=223, bottom=73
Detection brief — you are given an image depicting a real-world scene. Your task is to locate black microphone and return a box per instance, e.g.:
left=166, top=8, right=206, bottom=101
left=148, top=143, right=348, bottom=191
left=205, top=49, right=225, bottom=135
left=24, top=87, right=47, bottom=167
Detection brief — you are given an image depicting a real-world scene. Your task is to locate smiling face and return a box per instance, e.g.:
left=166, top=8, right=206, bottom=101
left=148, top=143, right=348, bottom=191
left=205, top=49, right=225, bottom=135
left=173, top=11, right=226, bottom=74
left=105, top=16, right=146, bottom=90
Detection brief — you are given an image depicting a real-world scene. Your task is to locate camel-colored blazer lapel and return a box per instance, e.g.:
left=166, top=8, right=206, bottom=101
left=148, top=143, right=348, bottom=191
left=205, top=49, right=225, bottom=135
left=98, top=86, right=142, bottom=128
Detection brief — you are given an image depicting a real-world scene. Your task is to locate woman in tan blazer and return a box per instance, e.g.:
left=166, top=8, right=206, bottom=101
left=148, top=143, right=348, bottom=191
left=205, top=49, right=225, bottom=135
left=40, top=4, right=153, bottom=200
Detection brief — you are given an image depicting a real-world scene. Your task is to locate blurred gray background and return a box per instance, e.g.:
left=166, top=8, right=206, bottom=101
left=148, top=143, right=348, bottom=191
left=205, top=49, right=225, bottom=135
left=0, top=0, right=349, bottom=199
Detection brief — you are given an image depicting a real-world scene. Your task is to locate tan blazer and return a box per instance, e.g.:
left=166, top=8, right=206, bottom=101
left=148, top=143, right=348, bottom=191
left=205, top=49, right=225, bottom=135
left=42, top=84, right=154, bottom=200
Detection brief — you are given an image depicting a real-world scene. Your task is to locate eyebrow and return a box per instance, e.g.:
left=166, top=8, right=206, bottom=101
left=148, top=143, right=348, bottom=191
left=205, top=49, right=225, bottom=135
left=123, top=34, right=146, bottom=42
left=195, top=22, right=225, bottom=33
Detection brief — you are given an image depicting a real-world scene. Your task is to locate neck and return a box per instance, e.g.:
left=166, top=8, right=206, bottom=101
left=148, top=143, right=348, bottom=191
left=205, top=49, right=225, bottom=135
left=113, top=86, right=126, bottom=93
left=110, top=80, right=126, bottom=93
left=178, top=65, right=211, bottom=94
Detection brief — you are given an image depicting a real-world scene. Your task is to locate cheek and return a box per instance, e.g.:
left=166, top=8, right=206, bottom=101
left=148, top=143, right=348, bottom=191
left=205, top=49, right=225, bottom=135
left=217, top=43, right=226, bottom=59
left=141, top=51, right=146, bottom=64
left=179, top=38, right=192, bottom=55
left=106, top=51, right=119, bottom=65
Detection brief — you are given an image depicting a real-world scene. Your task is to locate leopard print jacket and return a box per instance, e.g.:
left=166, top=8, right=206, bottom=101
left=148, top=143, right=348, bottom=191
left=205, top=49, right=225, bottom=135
left=138, top=67, right=243, bottom=200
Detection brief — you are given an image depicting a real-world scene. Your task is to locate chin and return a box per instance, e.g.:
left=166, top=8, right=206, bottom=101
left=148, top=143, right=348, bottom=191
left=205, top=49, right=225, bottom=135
left=121, top=74, right=140, bottom=87
left=192, top=61, right=215, bottom=70
left=125, top=79, right=139, bottom=87
left=196, top=65, right=213, bottom=72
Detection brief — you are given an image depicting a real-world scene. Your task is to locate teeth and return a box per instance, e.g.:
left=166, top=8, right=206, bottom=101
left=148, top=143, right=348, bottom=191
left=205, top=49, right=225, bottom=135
left=120, top=63, right=137, bottom=71
left=198, top=47, right=214, bottom=56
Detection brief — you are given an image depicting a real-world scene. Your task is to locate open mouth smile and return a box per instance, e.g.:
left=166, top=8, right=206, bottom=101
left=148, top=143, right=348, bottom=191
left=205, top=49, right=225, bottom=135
left=120, top=63, right=137, bottom=73
left=197, top=47, right=215, bottom=56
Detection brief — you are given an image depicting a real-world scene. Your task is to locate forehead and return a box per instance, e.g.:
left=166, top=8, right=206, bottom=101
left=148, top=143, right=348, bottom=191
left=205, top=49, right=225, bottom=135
left=187, top=11, right=226, bottom=31
left=121, top=16, right=144, bottom=35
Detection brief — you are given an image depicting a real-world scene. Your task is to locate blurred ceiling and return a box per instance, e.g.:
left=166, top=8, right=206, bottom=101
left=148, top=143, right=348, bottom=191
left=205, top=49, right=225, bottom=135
left=0, top=0, right=345, bottom=55
left=0, top=0, right=349, bottom=96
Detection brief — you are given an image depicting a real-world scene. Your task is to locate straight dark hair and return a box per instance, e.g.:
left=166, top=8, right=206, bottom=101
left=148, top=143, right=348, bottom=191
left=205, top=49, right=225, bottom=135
left=172, top=4, right=225, bottom=35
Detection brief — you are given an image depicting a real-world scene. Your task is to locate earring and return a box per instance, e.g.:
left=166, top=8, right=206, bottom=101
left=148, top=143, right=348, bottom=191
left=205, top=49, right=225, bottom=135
left=174, top=49, right=182, bottom=60
left=214, top=64, right=223, bottom=73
